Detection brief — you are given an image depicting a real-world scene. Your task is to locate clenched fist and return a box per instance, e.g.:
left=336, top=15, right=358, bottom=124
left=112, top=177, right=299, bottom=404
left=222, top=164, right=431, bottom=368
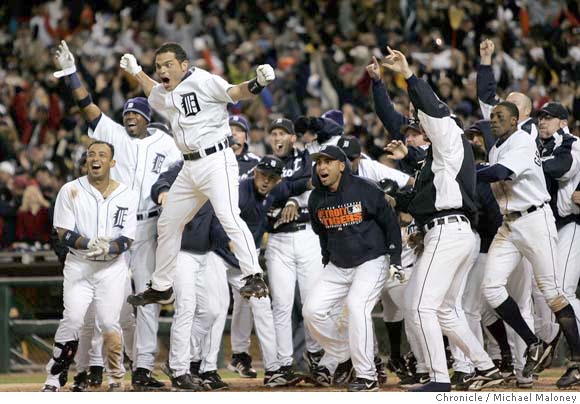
left=120, top=53, right=142, bottom=76
left=256, top=64, right=275, bottom=86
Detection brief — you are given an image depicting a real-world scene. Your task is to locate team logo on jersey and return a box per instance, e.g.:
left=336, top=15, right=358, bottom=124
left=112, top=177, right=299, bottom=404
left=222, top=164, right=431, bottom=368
left=181, top=92, right=201, bottom=117
left=152, top=153, right=166, bottom=174
left=113, top=206, right=129, bottom=228
left=317, top=202, right=364, bottom=229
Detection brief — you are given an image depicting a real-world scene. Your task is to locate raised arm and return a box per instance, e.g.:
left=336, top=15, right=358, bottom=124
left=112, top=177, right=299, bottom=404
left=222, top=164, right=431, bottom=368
left=53, top=40, right=101, bottom=122
left=226, top=64, right=276, bottom=102
left=476, top=39, right=500, bottom=120
left=120, top=54, right=158, bottom=96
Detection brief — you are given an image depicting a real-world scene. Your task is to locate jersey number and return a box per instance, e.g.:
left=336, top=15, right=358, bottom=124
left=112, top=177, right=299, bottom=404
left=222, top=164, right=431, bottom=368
left=534, top=150, right=541, bottom=167
left=181, top=92, right=201, bottom=117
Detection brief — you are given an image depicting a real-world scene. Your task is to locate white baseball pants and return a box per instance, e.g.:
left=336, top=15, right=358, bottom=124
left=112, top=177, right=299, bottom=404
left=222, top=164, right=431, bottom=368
left=557, top=222, right=580, bottom=331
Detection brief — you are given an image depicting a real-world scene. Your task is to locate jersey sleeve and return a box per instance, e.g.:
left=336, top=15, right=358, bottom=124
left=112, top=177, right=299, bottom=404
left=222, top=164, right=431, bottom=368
left=203, top=74, right=234, bottom=104
left=88, top=113, right=127, bottom=144
left=366, top=160, right=410, bottom=189
left=121, top=190, right=138, bottom=240
left=148, top=84, right=166, bottom=113
left=496, top=133, right=536, bottom=178
left=476, top=65, right=500, bottom=120
left=53, top=184, right=77, bottom=232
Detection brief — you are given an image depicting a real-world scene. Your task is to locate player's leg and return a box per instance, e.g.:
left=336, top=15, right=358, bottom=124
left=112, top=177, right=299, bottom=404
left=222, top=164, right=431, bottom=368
left=381, top=282, right=406, bottom=374
left=265, top=233, right=298, bottom=368
left=557, top=222, right=580, bottom=330
left=150, top=166, right=207, bottom=292
left=71, top=301, right=97, bottom=391
left=119, top=274, right=136, bottom=364
left=94, top=258, right=129, bottom=391
left=346, top=256, right=388, bottom=387
left=44, top=258, right=96, bottom=391
left=200, top=149, right=263, bottom=289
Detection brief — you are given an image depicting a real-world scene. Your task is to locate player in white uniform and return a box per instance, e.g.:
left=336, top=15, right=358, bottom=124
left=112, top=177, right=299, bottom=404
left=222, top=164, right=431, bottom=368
left=53, top=40, right=182, bottom=390
left=479, top=101, right=580, bottom=388
left=120, top=42, right=274, bottom=305
left=41, top=141, right=138, bottom=392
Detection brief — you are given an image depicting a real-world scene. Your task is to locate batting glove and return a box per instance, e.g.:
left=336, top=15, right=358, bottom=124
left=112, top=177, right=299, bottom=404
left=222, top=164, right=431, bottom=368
left=388, top=264, right=408, bottom=284
left=120, top=53, right=142, bottom=76
left=53, top=40, right=77, bottom=78
left=86, top=237, right=111, bottom=258
left=256, top=64, right=275, bottom=86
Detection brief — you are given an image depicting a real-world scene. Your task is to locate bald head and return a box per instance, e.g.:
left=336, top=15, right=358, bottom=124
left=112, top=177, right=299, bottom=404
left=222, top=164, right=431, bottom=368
left=506, top=92, right=532, bottom=121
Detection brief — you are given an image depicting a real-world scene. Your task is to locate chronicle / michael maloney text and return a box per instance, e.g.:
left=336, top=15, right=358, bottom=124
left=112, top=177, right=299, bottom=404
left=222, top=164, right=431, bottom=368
left=436, top=393, right=577, bottom=403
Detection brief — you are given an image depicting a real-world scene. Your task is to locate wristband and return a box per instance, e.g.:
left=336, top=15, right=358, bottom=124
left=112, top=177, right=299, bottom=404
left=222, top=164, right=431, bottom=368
left=62, top=230, right=88, bottom=249
left=78, top=94, right=93, bottom=108
left=64, top=72, right=82, bottom=90
left=108, top=236, right=131, bottom=254
left=248, top=78, right=265, bottom=95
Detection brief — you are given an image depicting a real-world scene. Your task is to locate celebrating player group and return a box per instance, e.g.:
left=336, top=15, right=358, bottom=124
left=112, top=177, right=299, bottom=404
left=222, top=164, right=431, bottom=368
left=41, top=36, right=580, bottom=393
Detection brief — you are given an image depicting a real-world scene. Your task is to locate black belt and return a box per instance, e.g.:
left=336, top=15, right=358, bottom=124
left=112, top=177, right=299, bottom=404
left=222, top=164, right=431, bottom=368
left=504, top=203, right=545, bottom=221
left=423, top=215, right=469, bottom=232
left=277, top=223, right=307, bottom=233
left=183, top=138, right=229, bottom=161
left=137, top=209, right=161, bottom=221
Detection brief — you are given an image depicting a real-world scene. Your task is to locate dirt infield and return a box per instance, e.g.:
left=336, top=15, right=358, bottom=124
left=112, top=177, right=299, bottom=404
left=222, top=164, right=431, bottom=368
left=0, top=374, right=573, bottom=392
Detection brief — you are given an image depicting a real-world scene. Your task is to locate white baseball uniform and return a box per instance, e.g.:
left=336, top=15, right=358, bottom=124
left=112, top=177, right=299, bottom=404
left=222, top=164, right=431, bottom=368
left=89, top=113, right=182, bottom=371
left=44, top=176, right=137, bottom=389
left=147, top=67, right=262, bottom=290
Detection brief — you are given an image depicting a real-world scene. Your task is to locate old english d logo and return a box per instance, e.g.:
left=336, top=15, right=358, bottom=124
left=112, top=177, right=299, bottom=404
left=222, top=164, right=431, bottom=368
left=181, top=92, right=201, bottom=117
left=152, top=153, right=166, bottom=174
left=113, top=206, right=129, bottom=228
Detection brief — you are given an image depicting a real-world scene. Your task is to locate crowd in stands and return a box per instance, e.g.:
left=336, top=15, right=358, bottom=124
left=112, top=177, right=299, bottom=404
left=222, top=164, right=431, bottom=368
left=1, top=0, right=579, bottom=250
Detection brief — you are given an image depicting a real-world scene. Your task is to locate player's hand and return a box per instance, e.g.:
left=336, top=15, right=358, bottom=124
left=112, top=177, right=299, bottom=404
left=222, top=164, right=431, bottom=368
left=120, top=53, right=142, bottom=76
left=53, top=40, right=77, bottom=78
left=572, top=191, right=580, bottom=206
left=381, top=47, right=413, bottom=79
left=385, top=194, right=397, bottom=208
left=366, top=56, right=382, bottom=81
left=479, top=39, right=495, bottom=65
left=388, top=264, right=408, bottom=284
left=158, top=192, right=168, bottom=207
left=384, top=140, right=408, bottom=160
left=256, top=64, right=275, bottom=86
left=407, top=231, right=425, bottom=256
left=280, top=200, right=299, bottom=224
left=86, top=237, right=110, bottom=258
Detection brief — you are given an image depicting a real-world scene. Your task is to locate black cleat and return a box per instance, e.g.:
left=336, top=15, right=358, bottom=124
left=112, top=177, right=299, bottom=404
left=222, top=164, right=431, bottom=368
left=557, top=365, right=580, bottom=389
left=171, top=374, right=203, bottom=391
left=72, top=371, right=89, bottom=392
left=523, top=340, right=550, bottom=378
left=131, top=367, right=166, bottom=391
left=227, top=353, right=258, bottom=378
left=403, top=352, right=417, bottom=376
left=387, top=356, right=409, bottom=382
left=374, top=356, right=388, bottom=384
left=280, top=365, right=304, bottom=386
left=333, top=359, right=354, bottom=386
left=200, top=371, right=228, bottom=391
left=41, top=385, right=58, bottom=392
left=538, top=330, right=562, bottom=373
left=189, top=361, right=203, bottom=384
left=409, top=381, right=451, bottom=392
left=303, top=349, right=324, bottom=372
left=88, top=366, right=103, bottom=388
left=239, top=273, right=269, bottom=299
left=264, top=369, right=288, bottom=387
left=451, top=371, right=474, bottom=391
left=127, top=286, right=174, bottom=306
left=467, top=367, right=504, bottom=391
left=404, top=372, right=430, bottom=389
left=311, top=365, right=332, bottom=387
left=347, top=378, right=379, bottom=392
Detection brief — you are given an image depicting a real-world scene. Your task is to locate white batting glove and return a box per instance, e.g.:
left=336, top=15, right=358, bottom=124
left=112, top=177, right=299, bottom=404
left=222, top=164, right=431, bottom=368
left=53, top=40, right=77, bottom=78
left=256, top=64, right=275, bottom=86
left=388, top=264, right=408, bottom=284
left=120, top=53, right=142, bottom=76
left=86, top=237, right=111, bottom=258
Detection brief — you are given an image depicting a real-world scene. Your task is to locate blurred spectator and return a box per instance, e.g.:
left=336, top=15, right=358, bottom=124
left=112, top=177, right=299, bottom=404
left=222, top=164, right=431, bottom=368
left=16, top=184, right=51, bottom=244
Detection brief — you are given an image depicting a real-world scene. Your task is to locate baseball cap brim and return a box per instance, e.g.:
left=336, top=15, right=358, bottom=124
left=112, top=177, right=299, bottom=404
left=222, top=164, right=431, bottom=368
left=311, top=151, right=343, bottom=161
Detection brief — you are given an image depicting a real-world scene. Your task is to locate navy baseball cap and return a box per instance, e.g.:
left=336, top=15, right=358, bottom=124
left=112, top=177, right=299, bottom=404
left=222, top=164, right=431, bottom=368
left=229, top=115, right=249, bottom=133
left=337, top=136, right=361, bottom=160
left=311, top=145, right=347, bottom=162
left=255, top=155, right=283, bottom=176
left=123, top=97, right=151, bottom=122
left=269, top=118, right=295, bottom=134
left=401, top=118, right=422, bottom=134
left=539, top=102, right=568, bottom=120
left=322, top=109, right=344, bottom=127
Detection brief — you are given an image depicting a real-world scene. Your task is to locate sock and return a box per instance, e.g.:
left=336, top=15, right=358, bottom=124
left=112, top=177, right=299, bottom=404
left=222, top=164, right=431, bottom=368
left=385, top=321, right=403, bottom=359
left=555, top=304, right=580, bottom=361
left=486, top=319, right=512, bottom=357
left=494, top=296, right=538, bottom=346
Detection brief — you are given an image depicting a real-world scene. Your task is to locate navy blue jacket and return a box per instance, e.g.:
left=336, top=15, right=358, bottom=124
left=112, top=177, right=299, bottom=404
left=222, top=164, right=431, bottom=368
left=475, top=163, right=502, bottom=253
left=237, top=144, right=260, bottom=179
left=308, top=161, right=402, bottom=268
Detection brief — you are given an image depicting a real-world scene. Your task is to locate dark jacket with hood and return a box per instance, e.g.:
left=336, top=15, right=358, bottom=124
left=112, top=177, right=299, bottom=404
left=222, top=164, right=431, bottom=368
left=308, top=160, right=402, bottom=268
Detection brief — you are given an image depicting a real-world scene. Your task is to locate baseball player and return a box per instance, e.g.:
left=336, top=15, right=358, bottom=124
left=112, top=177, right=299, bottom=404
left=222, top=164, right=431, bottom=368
left=229, top=115, right=260, bottom=179
left=381, top=47, right=503, bottom=392
left=294, top=114, right=343, bottom=154
left=41, top=141, right=138, bottom=392
left=264, top=118, right=324, bottom=374
left=53, top=40, right=182, bottom=390
left=303, top=145, right=402, bottom=392
left=122, top=42, right=273, bottom=305
left=478, top=101, right=580, bottom=388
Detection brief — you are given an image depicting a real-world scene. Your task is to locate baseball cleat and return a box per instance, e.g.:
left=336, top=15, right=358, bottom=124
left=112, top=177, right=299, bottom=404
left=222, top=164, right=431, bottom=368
left=228, top=353, right=258, bottom=378
left=41, top=385, right=58, bottom=392
left=450, top=371, right=474, bottom=390
left=347, top=378, right=379, bottom=392
left=556, top=365, right=580, bottom=389
left=538, top=330, right=562, bottom=373
left=264, top=369, right=288, bottom=387
left=200, top=371, right=229, bottom=391
left=311, top=365, right=332, bottom=387
left=409, top=381, right=451, bottom=392
left=374, top=356, right=388, bottom=384
left=171, top=374, right=203, bottom=391
left=404, top=372, right=430, bottom=389
left=239, top=273, right=269, bottom=299
left=189, top=361, right=203, bottom=384
left=467, top=367, right=504, bottom=391
left=516, top=378, right=534, bottom=389
left=303, top=349, right=324, bottom=373
left=279, top=366, right=304, bottom=386
left=131, top=367, right=166, bottom=391
left=107, top=382, right=124, bottom=392
left=72, top=371, right=88, bottom=392
left=88, top=366, right=103, bottom=388
left=127, top=286, right=174, bottom=306
left=386, top=356, right=408, bottom=382
left=523, top=340, right=550, bottom=378
left=333, top=359, right=354, bottom=385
